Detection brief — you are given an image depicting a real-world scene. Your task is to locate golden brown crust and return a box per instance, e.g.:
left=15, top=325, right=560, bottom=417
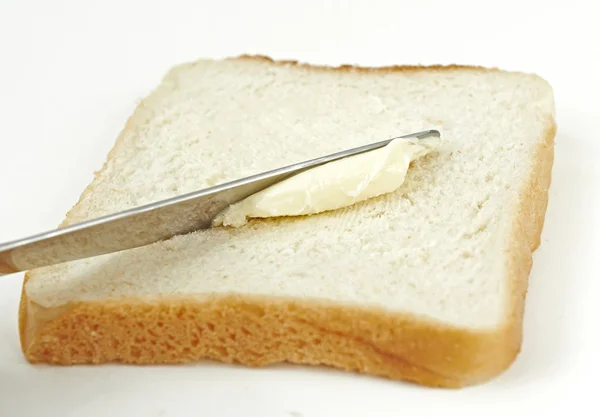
left=503, top=117, right=556, bottom=362
left=21, top=294, right=512, bottom=388
left=18, top=55, right=557, bottom=388
left=235, top=54, right=497, bottom=73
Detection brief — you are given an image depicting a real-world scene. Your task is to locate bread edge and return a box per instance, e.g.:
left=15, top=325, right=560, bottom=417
left=18, top=55, right=557, bottom=388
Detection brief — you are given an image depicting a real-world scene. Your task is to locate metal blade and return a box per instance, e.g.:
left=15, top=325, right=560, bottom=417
left=0, top=129, right=439, bottom=275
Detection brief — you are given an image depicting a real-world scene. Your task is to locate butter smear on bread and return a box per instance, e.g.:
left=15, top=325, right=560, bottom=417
left=213, top=137, right=441, bottom=227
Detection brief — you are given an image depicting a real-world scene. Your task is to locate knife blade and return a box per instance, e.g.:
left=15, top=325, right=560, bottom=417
left=0, top=129, right=440, bottom=275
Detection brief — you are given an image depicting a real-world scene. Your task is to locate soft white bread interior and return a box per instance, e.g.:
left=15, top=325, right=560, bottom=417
left=19, top=56, right=556, bottom=388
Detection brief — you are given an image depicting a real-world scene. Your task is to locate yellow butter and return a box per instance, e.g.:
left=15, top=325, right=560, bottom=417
left=212, top=137, right=440, bottom=227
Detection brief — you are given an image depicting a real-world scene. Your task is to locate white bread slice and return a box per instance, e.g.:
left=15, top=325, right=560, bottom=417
left=19, top=55, right=556, bottom=388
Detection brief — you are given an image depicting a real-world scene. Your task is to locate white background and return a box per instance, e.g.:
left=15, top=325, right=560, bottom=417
left=0, top=0, right=598, bottom=416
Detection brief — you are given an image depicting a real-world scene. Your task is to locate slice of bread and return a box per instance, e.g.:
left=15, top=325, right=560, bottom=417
left=18, top=55, right=556, bottom=388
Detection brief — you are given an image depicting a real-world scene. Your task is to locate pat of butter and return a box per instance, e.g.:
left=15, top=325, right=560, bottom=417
left=212, top=137, right=440, bottom=227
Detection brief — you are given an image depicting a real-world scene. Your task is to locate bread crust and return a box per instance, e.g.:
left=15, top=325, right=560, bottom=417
left=236, top=54, right=502, bottom=73
left=18, top=55, right=557, bottom=388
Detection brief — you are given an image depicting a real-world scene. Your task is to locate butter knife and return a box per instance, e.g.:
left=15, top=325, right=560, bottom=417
left=0, top=129, right=440, bottom=275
